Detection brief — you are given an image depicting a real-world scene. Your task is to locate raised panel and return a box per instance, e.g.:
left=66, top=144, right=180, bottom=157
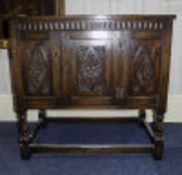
left=61, top=32, right=113, bottom=104
left=129, top=36, right=161, bottom=96
left=59, top=31, right=130, bottom=105
left=19, top=34, right=53, bottom=96
left=74, top=45, right=106, bottom=96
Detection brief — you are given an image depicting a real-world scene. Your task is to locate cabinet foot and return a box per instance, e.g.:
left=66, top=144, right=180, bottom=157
left=20, top=144, right=31, bottom=160
left=153, top=140, right=164, bottom=160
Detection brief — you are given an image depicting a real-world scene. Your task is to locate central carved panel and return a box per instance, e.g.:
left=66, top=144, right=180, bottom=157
left=74, top=46, right=106, bottom=95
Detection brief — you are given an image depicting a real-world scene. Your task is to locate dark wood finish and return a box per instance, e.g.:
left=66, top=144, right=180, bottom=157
left=30, top=143, right=154, bottom=153
left=9, top=15, right=176, bottom=160
left=46, top=116, right=139, bottom=123
left=17, top=111, right=31, bottom=160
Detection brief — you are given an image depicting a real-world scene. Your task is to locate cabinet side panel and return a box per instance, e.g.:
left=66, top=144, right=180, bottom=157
left=157, top=20, right=174, bottom=113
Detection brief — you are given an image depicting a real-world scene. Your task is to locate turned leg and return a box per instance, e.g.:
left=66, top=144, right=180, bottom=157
left=38, top=110, right=47, bottom=128
left=153, top=111, right=164, bottom=160
left=17, top=111, right=31, bottom=160
left=138, top=109, right=146, bottom=127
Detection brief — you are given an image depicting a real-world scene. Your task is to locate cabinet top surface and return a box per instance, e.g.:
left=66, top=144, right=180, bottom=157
left=14, top=14, right=176, bottom=20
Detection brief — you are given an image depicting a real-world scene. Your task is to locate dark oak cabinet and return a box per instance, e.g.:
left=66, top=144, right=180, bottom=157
left=9, top=15, right=176, bottom=160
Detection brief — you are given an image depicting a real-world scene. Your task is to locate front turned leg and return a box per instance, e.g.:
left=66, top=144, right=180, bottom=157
left=138, top=109, right=146, bottom=127
left=38, top=110, right=47, bottom=128
left=153, top=111, right=164, bottom=160
left=17, top=112, right=31, bottom=160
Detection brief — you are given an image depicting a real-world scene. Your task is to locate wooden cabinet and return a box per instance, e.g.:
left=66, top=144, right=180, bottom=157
left=9, top=15, right=175, bottom=160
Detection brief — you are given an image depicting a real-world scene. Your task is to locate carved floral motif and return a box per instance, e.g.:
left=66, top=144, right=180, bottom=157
left=132, top=44, right=156, bottom=93
left=74, top=46, right=105, bottom=95
left=26, top=41, right=51, bottom=95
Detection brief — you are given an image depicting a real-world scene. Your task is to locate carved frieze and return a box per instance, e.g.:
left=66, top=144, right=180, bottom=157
left=17, top=19, right=165, bottom=32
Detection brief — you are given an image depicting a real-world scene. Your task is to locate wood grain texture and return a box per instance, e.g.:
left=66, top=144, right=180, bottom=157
left=8, top=15, right=176, bottom=160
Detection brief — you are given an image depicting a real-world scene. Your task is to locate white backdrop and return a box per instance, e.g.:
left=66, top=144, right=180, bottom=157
left=0, top=0, right=182, bottom=121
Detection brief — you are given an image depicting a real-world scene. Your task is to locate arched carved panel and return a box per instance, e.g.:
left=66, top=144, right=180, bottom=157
left=130, top=40, right=160, bottom=95
left=25, top=40, right=52, bottom=95
left=74, top=45, right=106, bottom=95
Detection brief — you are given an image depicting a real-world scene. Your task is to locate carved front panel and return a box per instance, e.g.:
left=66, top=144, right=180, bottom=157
left=10, top=16, right=175, bottom=109
left=59, top=31, right=132, bottom=105
left=74, top=45, right=106, bottom=95
left=60, top=32, right=115, bottom=105
left=19, top=35, right=53, bottom=96
left=129, top=37, right=161, bottom=96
